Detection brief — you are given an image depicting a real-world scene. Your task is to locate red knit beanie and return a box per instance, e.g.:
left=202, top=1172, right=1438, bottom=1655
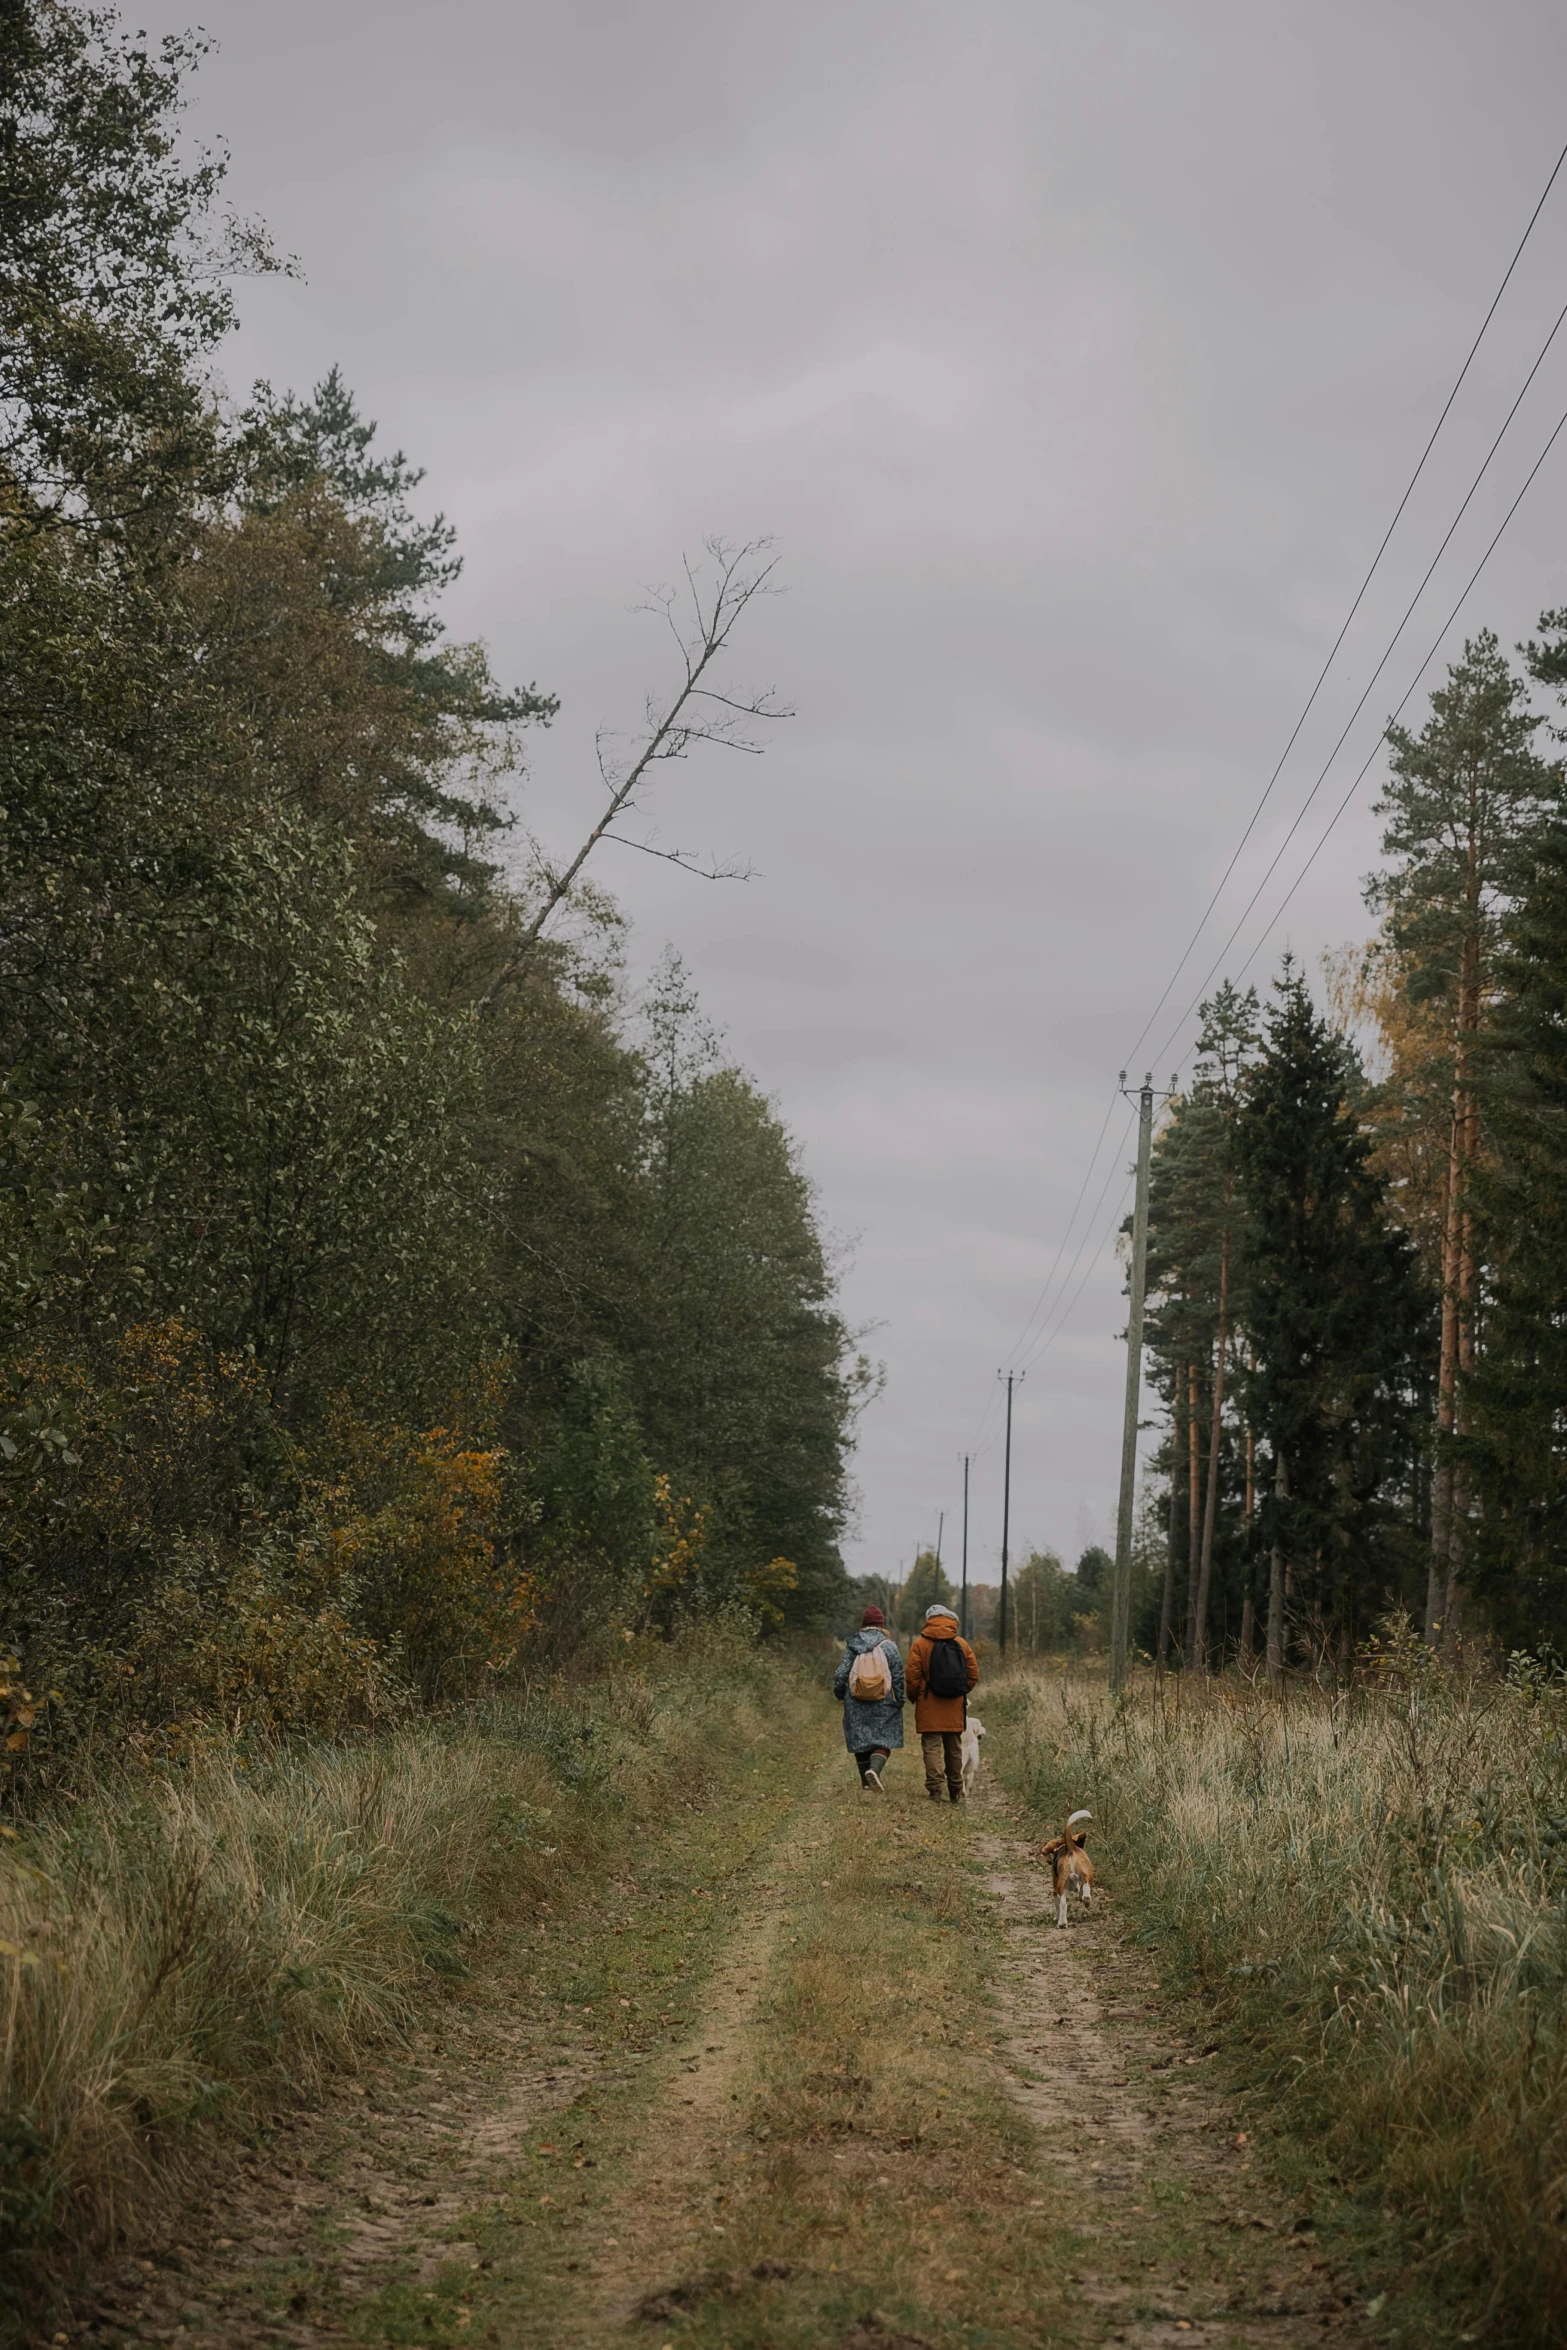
left=861, top=1605, right=886, bottom=1627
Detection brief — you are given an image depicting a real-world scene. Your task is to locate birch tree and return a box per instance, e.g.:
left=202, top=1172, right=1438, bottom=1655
left=1184, top=983, right=1259, bottom=1673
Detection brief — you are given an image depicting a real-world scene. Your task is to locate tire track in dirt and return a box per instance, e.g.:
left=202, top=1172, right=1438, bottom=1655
left=57, top=1751, right=822, bottom=2350
left=557, top=1756, right=839, bottom=2338
left=67, top=2014, right=600, bottom=2348
left=56, top=1735, right=1377, bottom=2350
left=972, top=1799, right=1366, bottom=2349
left=65, top=1772, right=830, bottom=2349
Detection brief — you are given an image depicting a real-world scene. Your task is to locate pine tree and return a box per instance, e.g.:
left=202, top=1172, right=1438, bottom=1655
left=1143, top=1097, right=1212, bottom=1662
left=1369, top=631, right=1559, bottom=1635
left=1235, top=966, right=1428, bottom=1677
left=1183, top=983, right=1258, bottom=1671
left=895, top=1550, right=953, bottom=1632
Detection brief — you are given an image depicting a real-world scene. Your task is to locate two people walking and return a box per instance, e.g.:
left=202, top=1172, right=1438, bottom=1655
left=833, top=1601, right=979, bottom=1802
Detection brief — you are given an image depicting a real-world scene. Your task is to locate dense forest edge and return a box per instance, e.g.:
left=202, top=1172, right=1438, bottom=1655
left=1, top=2, right=872, bottom=1778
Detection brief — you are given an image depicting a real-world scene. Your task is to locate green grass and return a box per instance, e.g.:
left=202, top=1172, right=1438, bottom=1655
left=990, top=1644, right=1567, bottom=2348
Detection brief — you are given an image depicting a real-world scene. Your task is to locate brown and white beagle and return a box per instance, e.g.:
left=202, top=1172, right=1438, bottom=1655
left=1040, top=1808, right=1094, bottom=1928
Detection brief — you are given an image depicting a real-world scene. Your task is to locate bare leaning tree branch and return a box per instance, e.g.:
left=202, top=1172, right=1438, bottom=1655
left=601, top=829, right=757, bottom=882
left=478, top=537, right=788, bottom=1013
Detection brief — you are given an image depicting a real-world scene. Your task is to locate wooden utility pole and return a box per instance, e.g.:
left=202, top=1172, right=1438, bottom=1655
left=1110, top=1074, right=1156, bottom=1697
left=960, top=1455, right=971, bottom=1639
left=935, top=1509, right=945, bottom=1571
left=998, top=1371, right=1021, bottom=1659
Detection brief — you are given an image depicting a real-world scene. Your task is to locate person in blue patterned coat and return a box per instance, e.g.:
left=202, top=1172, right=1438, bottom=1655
left=832, top=1605, right=905, bottom=1791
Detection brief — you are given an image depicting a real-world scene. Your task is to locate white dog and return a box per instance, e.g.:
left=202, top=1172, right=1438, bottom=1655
left=959, top=1715, right=986, bottom=1796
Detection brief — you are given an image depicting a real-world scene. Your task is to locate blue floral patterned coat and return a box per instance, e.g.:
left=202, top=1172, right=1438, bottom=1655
left=832, top=1628, right=906, bottom=1752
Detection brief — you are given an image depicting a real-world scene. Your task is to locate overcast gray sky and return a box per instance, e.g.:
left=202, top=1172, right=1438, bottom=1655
left=153, top=0, right=1567, bottom=1580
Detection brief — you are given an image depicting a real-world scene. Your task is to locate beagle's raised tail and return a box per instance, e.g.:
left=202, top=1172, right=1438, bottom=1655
left=1041, top=1809, right=1094, bottom=1928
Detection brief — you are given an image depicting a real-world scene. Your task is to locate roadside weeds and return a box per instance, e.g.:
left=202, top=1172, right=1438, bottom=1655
left=45, top=1666, right=1386, bottom=2350
left=8, top=1632, right=805, bottom=2345
left=993, top=1658, right=1567, bottom=2349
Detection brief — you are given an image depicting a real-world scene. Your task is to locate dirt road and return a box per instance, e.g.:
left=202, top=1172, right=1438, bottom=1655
left=62, top=1722, right=1368, bottom=2349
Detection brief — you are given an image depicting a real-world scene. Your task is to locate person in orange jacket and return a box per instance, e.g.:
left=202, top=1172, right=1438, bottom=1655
left=904, top=1602, right=979, bottom=1803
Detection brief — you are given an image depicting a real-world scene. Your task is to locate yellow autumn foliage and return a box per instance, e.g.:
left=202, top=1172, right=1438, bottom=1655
left=306, top=1408, right=535, bottom=1703
left=640, top=1473, right=797, bottom=1630
left=645, top=1471, right=710, bottom=1602
left=1, top=1328, right=536, bottom=1737
left=744, top=1554, right=799, bottom=1630
left=1323, top=937, right=1462, bottom=1288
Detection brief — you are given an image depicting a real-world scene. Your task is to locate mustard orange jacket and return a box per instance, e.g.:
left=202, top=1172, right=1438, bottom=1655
left=904, top=1610, right=979, bottom=1732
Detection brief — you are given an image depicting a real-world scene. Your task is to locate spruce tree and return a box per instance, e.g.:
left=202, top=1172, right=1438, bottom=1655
left=1143, top=1094, right=1213, bottom=1661
left=1235, top=966, right=1427, bottom=1675
left=1183, top=982, right=1257, bottom=1671
left=1462, top=823, right=1567, bottom=1643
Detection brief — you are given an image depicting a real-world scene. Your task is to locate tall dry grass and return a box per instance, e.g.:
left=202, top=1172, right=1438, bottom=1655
left=1001, top=1636, right=1567, bottom=2347
left=0, top=1624, right=784, bottom=2302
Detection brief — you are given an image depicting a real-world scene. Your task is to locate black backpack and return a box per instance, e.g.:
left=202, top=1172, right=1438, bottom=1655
left=926, top=1636, right=968, bottom=1700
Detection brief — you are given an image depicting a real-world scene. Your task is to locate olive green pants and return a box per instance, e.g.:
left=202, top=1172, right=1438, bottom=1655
left=921, top=1730, right=963, bottom=1801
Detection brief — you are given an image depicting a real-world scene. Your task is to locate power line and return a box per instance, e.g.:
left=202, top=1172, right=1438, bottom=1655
left=964, top=1373, right=1006, bottom=1462
left=1226, top=393, right=1567, bottom=994
left=952, top=130, right=1567, bottom=1513
left=1001, top=1079, right=1123, bottom=1369
left=1120, top=129, right=1567, bottom=1074
left=1149, top=293, right=1567, bottom=1063
left=1018, top=1107, right=1139, bottom=1370
left=1155, top=382, right=1567, bottom=1066
left=1024, top=1165, right=1139, bottom=1373
left=994, top=132, right=1567, bottom=1403
left=1018, top=1121, right=1135, bottom=1371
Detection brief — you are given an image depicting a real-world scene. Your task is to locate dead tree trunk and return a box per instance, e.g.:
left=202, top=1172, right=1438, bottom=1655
left=1157, top=1370, right=1182, bottom=1671
left=1188, top=1200, right=1232, bottom=1675
left=1266, top=1450, right=1289, bottom=1688
left=478, top=541, right=784, bottom=1012
left=1184, top=1359, right=1202, bottom=1657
